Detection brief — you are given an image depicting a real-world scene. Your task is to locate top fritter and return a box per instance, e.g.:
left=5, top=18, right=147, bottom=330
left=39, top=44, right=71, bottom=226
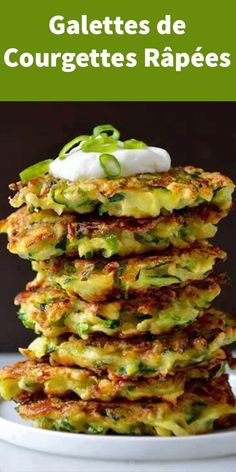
left=9, top=124, right=234, bottom=218
left=9, top=167, right=234, bottom=218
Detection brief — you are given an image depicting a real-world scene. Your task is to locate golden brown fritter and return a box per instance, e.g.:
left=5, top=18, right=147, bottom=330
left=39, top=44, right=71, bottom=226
left=20, top=308, right=236, bottom=379
left=17, top=375, right=236, bottom=436
left=31, top=243, right=226, bottom=302
left=1, top=360, right=222, bottom=404
left=9, top=166, right=235, bottom=218
left=0, top=205, right=227, bottom=260
left=16, top=275, right=223, bottom=338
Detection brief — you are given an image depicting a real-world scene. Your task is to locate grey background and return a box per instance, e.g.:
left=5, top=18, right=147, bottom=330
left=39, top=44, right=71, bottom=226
left=0, top=102, right=235, bottom=351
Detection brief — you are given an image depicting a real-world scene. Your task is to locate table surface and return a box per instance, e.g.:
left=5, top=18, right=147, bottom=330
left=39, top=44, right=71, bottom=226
left=1, top=353, right=236, bottom=472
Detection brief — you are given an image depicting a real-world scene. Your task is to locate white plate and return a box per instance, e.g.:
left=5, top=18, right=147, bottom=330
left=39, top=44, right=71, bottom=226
left=0, top=374, right=235, bottom=462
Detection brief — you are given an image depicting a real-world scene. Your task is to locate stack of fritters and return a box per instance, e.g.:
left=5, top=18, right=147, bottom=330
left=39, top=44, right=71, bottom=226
left=0, top=166, right=236, bottom=436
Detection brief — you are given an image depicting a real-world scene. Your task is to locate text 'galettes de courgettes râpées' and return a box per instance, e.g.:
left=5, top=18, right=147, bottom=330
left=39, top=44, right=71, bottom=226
left=0, top=124, right=235, bottom=436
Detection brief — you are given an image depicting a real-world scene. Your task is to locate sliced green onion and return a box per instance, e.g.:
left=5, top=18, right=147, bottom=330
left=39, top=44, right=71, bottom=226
left=20, top=159, right=53, bottom=184
left=59, top=135, right=90, bottom=160
left=93, top=124, right=120, bottom=141
left=58, top=125, right=121, bottom=160
left=99, top=153, right=121, bottom=179
left=123, top=139, right=147, bottom=149
left=82, top=135, right=118, bottom=153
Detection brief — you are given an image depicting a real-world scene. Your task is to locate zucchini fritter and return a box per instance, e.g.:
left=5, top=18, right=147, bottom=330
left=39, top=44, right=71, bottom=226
left=1, top=360, right=222, bottom=403
left=9, top=166, right=234, bottom=218
left=17, top=375, right=236, bottom=436
left=16, top=276, right=223, bottom=338
left=0, top=205, right=227, bottom=260
left=31, top=244, right=225, bottom=302
left=20, top=309, right=236, bottom=378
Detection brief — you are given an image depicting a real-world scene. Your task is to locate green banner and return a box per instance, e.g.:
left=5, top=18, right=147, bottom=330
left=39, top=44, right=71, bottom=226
left=0, top=0, right=235, bottom=100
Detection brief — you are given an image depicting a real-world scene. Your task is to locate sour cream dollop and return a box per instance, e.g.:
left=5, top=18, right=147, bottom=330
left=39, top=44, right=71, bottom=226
left=49, top=146, right=171, bottom=181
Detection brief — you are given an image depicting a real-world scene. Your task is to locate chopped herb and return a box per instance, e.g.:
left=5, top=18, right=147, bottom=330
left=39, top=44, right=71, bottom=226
left=187, top=401, right=207, bottom=424
left=76, top=231, right=84, bottom=240
left=46, top=347, right=56, bottom=354
left=60, top=419, right=76, bottom=432
left=106, top=234, right=119, bottom=254
left=107, top=319, right=120, bottom=329
left=138, top=362, right=155, bottom=373
left=115, top=260, right=127, bottom=290
left=190, top=172, right=201, bottom=179
left=134, top=232, right=155, bottom=244
left=135, top=313, right=152, bottom=321
left=63, top=277, right=72, bottom=285
left=179, top=227, right=188, bottom=239
left=144, top=261, right=172, bottom=271
left=145, top=275, right=181, bottom=281
left=84, top=251, right=93, bottom=259
left=97, top=316, right=120, bottom=330
left=109, top=193, right=125, bottom=203
left=119, top=367, right=127, bottom=375
left=126, top=385, right=136, bottom=392
left=39, top=303, right=46, bottom=312
left=55, top=235, right=67, bottom=251
left=74, top=199, right=94, bottom=209
left=164, top=347, right=174, bottom=353
left=77, top=323, right=89, bottom=338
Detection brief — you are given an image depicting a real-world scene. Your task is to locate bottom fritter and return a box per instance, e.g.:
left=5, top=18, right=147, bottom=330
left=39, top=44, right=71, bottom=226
left=0, top=359, right=225, bottom=404
left=17, top=375, right=236, bottom=436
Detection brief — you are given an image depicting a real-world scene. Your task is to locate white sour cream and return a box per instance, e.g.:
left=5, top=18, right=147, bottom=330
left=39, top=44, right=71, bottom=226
left=49, top=145, right=171, bottom=181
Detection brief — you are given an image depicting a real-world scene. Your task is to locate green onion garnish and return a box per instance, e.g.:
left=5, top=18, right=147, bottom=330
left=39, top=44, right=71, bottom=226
left=19, top=159, right=53, bottom=184
left=58, top=125, right=147, bottom=161
left=19, top=125, right=150, bottom=184
left=99, top=153, right=121, bottom=179
left=59, top=125, right=120, bottom=158
left=59, top=135, right=90, bottom=160
left=81, top=135, right=118, bottom=153
left=93, top=124, right=120, bottom=140
left=123, top=139, right=147, bottom=149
